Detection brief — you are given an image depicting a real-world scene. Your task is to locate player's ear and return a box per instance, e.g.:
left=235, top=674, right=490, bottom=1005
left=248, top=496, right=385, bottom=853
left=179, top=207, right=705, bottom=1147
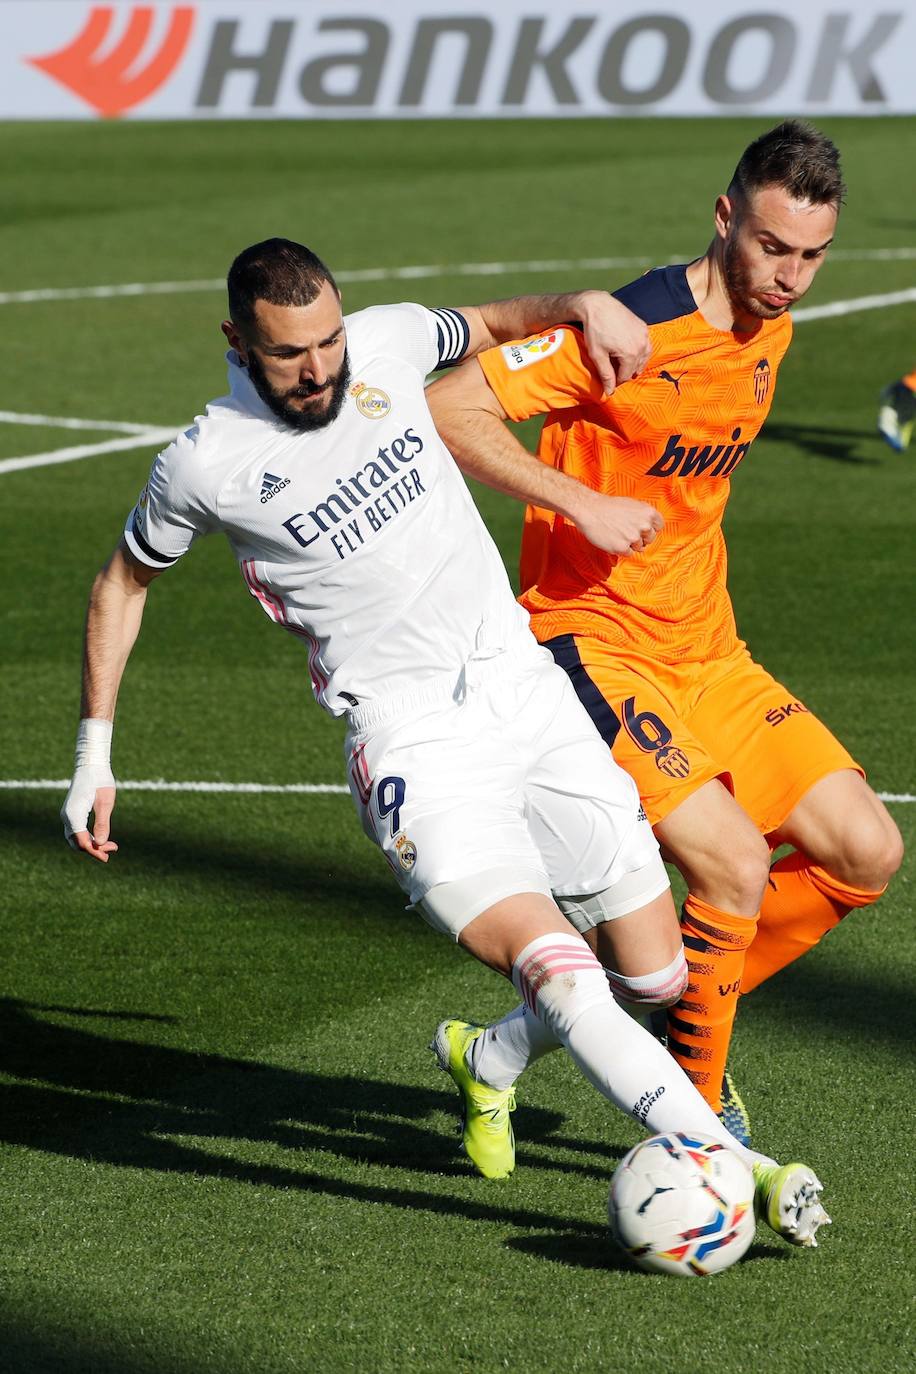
left=714, top=194, right=734, bottom=241
left=221, top=318, right=247, bottom=363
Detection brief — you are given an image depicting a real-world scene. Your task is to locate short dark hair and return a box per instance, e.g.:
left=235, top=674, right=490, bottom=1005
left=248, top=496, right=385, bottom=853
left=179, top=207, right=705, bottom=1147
left=729, top=119, right=846, bottom=210
left=227, top=238, right=338, bottom=332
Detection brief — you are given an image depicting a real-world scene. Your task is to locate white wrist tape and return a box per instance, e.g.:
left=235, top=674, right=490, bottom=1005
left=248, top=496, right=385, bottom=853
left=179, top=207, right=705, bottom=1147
left=62, top=719, right=116, bottom=843
left=75, top=717, right=113, bottom=769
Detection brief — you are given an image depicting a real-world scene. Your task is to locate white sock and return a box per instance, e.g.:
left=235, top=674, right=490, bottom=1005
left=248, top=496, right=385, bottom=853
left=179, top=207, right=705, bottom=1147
left=512, top=933, right=772, bottom=1170
left=467, top=1004, right=559, bottom=1091
left=467, top=951, right=685, bottom=1086
left=604, top=949, right=688, bottom=1008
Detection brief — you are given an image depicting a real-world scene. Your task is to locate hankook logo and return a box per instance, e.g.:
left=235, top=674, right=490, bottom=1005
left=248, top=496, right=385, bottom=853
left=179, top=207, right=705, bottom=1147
left=19, top=4, right=909, bottom=120
left=29, top=6, right=195, bottom=118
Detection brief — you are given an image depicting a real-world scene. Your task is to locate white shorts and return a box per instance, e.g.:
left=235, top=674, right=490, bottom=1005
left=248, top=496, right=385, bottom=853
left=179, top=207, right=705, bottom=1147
left=344, top=637, right=660, bottom=938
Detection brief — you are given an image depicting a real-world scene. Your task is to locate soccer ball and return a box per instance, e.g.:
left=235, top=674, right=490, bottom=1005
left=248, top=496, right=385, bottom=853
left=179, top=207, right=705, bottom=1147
left=608, top=1132, right=757, bottom=1277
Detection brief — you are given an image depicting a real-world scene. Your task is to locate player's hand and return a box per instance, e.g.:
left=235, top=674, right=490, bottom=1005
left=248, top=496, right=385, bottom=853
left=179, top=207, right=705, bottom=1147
left=61, top=765, right=119, bottom=862
left=574, top=290, right=651, bottom=396
left=573, top=492, right=663, bottom=557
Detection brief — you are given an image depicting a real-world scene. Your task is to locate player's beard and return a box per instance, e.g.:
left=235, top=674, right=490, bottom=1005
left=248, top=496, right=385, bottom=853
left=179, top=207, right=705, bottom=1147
left=722, top=233, right=795, bottom=323
left=247, top=349, right=352, bottom=432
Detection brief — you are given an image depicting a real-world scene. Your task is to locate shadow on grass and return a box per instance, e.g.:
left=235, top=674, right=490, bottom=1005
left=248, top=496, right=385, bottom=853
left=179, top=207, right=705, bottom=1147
left=0, top=1324, right=174, bottom=1374
left=0, top=997, right=621, bottom=1239
left=0, top=790, right=396, bottom=924
left=1, top=794, right=912, bottom=1051
left=507, top=1227, right=631, bottom=1272
left=0, top=1320, right=200, bottom=1374
left=0, top=996, right=838, bottom=1291
left=742, top=1241, right=794, bottom=1265
left=740, top=946, right=916, bottom=1051
left=759, top=422, right=883, bottom=464
left=506, top=1232, right=792, bottom=1273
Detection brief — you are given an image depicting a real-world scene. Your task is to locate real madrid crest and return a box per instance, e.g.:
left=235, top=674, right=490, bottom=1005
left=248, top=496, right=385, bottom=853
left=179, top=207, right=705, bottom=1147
left=394, top=832, right=418, bottom=871
left=350, top=380, right=392, bottom=419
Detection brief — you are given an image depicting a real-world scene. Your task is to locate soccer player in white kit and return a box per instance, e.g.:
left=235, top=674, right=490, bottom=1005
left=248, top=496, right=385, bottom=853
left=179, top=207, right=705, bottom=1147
left=60, top=239, right=828, bottom=1247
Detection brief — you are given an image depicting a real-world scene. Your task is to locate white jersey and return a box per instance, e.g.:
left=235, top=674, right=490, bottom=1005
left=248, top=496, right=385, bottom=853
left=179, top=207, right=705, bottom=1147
left=124, top=303, right=530, bottom=715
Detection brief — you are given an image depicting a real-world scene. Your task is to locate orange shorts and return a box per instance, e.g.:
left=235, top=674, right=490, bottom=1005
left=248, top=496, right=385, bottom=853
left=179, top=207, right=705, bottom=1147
left=544, top=635, right=862, bottom=838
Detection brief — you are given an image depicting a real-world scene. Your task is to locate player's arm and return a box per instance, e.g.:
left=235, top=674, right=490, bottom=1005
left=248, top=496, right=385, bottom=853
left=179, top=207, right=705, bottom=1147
left=426, top=353, right=662, bottom=559
left=61, top=424, right=207, bottom=860
left=456, top=289, right=650, bottom=396
left=60, top=541, right=162, bottom=862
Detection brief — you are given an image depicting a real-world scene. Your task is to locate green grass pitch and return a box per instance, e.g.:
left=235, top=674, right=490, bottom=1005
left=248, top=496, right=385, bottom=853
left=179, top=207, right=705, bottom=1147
left=0, top=117, right=914, bottom=1373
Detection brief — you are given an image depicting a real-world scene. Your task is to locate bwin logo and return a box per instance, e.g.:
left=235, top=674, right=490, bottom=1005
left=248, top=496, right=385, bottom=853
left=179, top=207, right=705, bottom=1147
left=647, top=428, right=751, bottom=479
left=260, top=472, right=290, bottom=503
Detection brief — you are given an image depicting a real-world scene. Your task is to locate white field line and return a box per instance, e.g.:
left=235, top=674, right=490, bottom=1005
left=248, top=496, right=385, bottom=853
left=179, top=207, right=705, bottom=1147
left=0, top=428, right=178, bottom=476
left=0, top=779, right=911, bottom=802
left=792, top=286, right=916, bottom=322
left=0, top=410, right=163, bottom=435
left=1, top=281, right=912, bottom=478
left=0, top=263, right=651, bottom=305
left=0, top=278, right=226, bottom=305
left=1, top=779, right=349, bottom=794
left=0, top=246, right=914, bottom=306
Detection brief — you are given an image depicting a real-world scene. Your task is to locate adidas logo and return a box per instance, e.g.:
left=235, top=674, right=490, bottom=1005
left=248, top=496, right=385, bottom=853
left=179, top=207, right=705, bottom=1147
left=259, top=471, right=290, bottom=504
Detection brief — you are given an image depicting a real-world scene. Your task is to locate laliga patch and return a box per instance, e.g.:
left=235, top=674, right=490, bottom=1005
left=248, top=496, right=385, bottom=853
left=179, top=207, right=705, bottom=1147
left=501, top=329, right=565, bottom=371
left=394, top=832, right=417, bottom=871
left=350, top=381, right=392, bottom=419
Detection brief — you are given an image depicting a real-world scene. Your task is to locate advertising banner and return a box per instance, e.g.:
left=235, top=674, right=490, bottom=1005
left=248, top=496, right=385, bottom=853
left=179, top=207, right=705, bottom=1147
left=2, top=1, right=914, bottom=121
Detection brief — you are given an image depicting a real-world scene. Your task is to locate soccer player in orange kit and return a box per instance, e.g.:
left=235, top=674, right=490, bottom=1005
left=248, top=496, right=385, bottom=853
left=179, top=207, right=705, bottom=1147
left=426, top=120, right=903, bottom=1155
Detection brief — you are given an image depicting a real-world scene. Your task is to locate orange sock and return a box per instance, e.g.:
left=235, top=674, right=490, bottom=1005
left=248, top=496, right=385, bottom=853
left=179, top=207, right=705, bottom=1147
left=666, top=895, right=757, bottom=1113
left=742, top=853, right=885, bottom=994
left=902, top=369, right=916, bottom=392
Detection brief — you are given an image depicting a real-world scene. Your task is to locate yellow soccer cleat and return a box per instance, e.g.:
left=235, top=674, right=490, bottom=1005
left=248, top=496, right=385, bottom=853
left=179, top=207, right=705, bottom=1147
left=431, top=1019, right=516, bottom=1179
left=753, top=1160, right=831, bottom=1247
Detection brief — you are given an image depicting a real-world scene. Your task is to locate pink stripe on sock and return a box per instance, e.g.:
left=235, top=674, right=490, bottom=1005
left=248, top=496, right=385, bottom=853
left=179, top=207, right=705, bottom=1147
left=517, top=940, right=601, bottom=1013
left=605, top=966, right=687, bottom=1005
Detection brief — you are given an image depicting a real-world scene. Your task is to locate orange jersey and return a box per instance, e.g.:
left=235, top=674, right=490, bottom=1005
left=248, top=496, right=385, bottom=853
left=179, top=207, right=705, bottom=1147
left=477, top=265, right=792, bottom=664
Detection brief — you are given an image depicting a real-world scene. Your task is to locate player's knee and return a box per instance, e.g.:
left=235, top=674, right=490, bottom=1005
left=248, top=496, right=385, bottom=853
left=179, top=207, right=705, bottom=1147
left=656, top=952, right=689, bottom=1007
left=512, top=933, right=612, bottom=1039
left=872, top=816, right=905, bottom=887
left=605, top=948, right=688, bottom=1009
left=829, top=809, right=904, bottom=891
left=690, top=829, right=770, bottom=915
